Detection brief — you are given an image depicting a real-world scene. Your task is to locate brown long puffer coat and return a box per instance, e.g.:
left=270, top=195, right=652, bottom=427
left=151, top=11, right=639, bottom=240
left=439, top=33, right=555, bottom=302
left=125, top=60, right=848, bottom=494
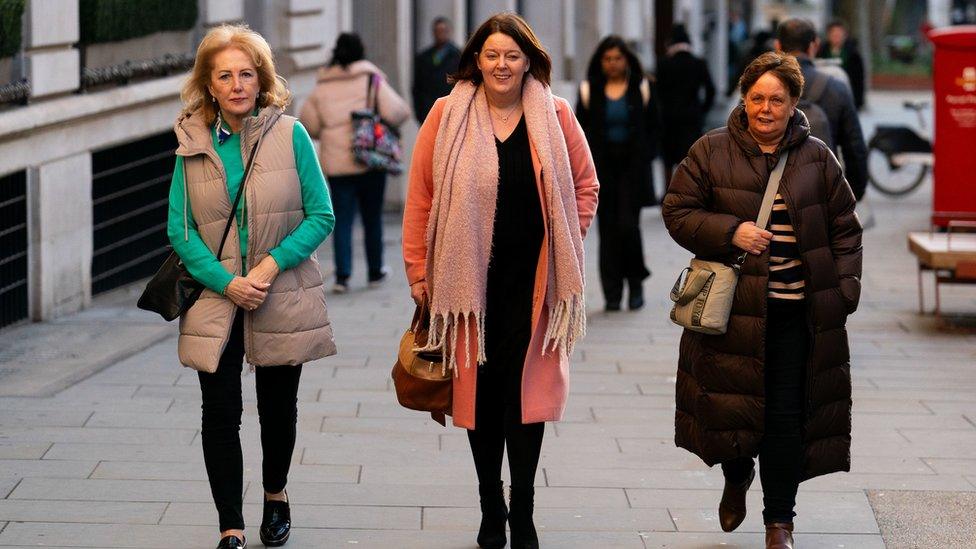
left=662, top=106, right=862, bottom=481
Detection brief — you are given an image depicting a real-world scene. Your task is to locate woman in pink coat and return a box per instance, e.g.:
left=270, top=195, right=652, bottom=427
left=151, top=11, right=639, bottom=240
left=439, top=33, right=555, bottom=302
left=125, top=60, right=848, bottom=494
left=402, top=13, right=598, bottom=549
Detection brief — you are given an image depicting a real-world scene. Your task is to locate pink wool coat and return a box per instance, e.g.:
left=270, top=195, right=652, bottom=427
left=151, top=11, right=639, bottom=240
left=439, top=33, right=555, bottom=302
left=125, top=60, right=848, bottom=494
left=402, top=95, right=599, bottom=429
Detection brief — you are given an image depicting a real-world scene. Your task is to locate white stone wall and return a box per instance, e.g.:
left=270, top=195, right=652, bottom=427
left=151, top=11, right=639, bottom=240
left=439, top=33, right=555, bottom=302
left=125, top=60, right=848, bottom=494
left=28, top=153, right=93, bottom=320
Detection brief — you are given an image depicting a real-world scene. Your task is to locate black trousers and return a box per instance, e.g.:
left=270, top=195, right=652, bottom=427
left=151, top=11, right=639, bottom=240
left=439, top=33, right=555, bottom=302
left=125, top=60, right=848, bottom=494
left=467, top=285, right=544, bottom=490
left=596, top=144, right=651, bottom=304
left=197, top=311, right=303, bottom=531
left=722, top=299, right=809, bottom=524
left=466, top=358, right=545, bottom=490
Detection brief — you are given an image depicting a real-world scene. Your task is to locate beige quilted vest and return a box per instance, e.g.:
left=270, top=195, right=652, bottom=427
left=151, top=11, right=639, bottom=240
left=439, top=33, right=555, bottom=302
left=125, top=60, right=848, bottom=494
left=174, top=106, right=337, bottom=372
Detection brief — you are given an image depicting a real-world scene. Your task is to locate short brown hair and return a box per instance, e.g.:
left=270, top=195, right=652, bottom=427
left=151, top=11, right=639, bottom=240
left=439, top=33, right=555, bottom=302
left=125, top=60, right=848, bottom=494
left=737, top=51, right=805, bottom=99
left=450, top=12, right=552, bottom=86
left=181, top=24, right=291, bottom=123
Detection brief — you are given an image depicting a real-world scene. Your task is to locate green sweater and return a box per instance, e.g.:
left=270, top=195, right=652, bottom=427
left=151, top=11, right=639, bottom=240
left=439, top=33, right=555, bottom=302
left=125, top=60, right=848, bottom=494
left=167, top=120, right=334, bottom=294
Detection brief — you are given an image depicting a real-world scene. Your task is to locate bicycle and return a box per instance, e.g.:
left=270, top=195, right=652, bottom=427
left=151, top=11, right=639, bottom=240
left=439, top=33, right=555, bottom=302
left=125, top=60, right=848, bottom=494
left=867, top=100, right=934, bottom=197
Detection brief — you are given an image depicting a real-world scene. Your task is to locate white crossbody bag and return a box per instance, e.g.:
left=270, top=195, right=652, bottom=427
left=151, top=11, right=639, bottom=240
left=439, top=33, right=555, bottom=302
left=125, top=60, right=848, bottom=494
left=669, top=152, right=789, bottom=335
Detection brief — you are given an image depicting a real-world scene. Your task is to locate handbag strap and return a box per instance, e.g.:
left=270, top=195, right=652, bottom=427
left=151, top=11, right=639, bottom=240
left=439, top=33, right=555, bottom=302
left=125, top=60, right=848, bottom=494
left=733, top=150, right=789, bottom=266
left=214, top=123, right=266, bottom=260
left=755, top=151, right=789, bottom=230
left=365, top=72, right=379, bottom=111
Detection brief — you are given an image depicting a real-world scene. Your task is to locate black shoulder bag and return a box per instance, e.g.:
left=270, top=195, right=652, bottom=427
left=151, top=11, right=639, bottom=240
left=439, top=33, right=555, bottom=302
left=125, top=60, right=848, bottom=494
left=138, top=138, right=262, bottom=321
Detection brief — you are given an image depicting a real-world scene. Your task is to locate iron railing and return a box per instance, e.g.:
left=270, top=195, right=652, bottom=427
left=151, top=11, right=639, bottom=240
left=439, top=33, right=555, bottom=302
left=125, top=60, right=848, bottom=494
left=91, top=132, right=176, bottom=294
left=0, top=171, right=28, bottom=329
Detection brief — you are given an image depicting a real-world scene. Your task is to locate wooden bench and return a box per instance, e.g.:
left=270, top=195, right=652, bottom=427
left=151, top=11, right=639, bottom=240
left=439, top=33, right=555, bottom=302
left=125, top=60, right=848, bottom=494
left=908, top=222, right=976, bottom=318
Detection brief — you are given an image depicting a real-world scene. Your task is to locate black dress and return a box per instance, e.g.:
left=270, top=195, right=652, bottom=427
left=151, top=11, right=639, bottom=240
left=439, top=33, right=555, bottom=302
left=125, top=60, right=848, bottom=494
left=467, top=115, right=547, bottom=492
left=481, top=115, right=543, bottom=413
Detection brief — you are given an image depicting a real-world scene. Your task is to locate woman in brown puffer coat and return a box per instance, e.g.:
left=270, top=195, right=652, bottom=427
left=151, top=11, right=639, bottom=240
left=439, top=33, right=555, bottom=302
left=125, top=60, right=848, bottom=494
left=662, top=52, right=862, bottom=549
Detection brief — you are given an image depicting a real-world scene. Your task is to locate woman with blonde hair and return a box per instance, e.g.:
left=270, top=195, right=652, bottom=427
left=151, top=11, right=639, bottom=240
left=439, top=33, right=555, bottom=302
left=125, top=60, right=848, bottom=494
left=403, top=13, right=598, bottom=548
left=167, top=24, right=336, bottom=549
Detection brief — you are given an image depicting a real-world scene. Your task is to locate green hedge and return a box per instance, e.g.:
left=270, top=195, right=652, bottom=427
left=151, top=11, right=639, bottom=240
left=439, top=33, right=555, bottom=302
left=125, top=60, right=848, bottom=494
left=80, top=0, right=197, bottom=45
left=0, top=0, right=25, bottom=58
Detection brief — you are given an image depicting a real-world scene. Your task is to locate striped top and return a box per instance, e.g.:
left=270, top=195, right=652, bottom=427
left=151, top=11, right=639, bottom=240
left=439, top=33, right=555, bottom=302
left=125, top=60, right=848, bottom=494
left=767, top=194, right=805, bottom=300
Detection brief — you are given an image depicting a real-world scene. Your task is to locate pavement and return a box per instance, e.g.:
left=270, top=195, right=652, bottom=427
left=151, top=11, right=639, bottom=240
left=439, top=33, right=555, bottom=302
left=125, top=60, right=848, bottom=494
left=1, top=90, right=975, bottom=548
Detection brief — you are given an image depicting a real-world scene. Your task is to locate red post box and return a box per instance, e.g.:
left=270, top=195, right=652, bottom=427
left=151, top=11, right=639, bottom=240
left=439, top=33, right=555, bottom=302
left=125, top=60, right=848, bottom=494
left=928, top=26, right=976, bottom=227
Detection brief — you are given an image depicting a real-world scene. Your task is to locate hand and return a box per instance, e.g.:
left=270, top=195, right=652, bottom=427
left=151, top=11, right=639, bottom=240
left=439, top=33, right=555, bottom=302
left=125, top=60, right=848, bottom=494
left=410, top=280, right=429, bottom=306
left=247, top=255, right=280, bottom=287
left=224, top=277, right=270, bottom=311
left=732, top=221, right=773, bottom=256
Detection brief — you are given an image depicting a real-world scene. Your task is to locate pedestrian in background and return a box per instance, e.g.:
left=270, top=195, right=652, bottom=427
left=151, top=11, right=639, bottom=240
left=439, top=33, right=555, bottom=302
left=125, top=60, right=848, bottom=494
left=168, top=23, right=337, bottom=549
left=663, top=51, right=862, bottom=549
left=655, top=24, right=715, bottom=189
left=776, top=18, right=868, bottom=201
left=818, top=19, right=866, bottom=110
left=403, top=13, right=598, bottom=548
left=300, top=33, right=410, bottom=293
left=412, top=16, right=462, bottom=123
left=575, top=35, right=658, bottom=312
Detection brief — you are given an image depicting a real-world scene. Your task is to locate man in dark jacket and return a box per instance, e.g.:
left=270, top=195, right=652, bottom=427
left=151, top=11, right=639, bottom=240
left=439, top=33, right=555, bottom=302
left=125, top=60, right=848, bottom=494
left=656, top=25, right=716, bottom=188
left=777, top=18, right=868, bottom=201
left=412, top=17, right=461, bottom=124
left=818, top=19, right=866, bottom=110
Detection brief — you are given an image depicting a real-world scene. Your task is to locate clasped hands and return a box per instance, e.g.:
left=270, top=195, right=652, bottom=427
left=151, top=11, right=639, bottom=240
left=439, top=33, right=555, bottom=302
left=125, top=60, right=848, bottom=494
left=224, top=255, right=279, bottom=311
left=733, top=222, right=774, bottom=256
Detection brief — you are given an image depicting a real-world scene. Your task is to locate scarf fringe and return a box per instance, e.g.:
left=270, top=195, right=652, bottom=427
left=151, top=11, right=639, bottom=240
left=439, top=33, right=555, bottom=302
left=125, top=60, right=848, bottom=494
left=416, top=293, right=584, bottom=374
left=543, top=293, right=587, bottom=357
left=414, top=310, right=488, bottom=374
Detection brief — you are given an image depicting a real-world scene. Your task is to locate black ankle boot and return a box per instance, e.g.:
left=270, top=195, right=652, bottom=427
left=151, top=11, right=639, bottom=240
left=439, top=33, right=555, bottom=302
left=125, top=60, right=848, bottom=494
left=509, top=486, right=539, bottom=548
left=259, top=492, right=291, bottom=547
left=477, top=481, right=507, bottom=548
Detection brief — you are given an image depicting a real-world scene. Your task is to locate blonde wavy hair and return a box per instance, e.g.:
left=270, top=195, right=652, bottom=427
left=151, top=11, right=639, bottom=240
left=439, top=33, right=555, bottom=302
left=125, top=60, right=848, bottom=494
left=181, top=24, right=291, bottom=122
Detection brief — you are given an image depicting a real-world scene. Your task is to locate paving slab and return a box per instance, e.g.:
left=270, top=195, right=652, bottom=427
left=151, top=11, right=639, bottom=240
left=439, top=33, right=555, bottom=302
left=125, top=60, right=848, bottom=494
left=0, top=500, right=166, bottom=524
left=868, top=490, right=976, bottom=548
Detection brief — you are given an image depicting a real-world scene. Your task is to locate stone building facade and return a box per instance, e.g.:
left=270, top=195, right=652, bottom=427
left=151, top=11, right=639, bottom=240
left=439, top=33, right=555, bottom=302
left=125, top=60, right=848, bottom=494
left=7, top=0, right=897, bottom=326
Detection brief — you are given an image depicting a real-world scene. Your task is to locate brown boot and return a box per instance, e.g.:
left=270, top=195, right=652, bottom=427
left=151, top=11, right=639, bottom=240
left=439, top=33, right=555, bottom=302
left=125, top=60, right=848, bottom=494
left=765, top=522, right=794, bottom=549
left=718, top=467, right=755, bottom=532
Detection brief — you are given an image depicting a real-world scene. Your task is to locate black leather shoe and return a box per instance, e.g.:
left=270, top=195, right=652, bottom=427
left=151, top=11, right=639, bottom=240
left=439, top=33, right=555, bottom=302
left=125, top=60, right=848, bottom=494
left=216, top=535, right=246, bottom=549
left=477, top=481, right=507, bottom=548
left=719, top=467, right=755, bottom=532
left=509, top=486, right=539, bottom=549
left=628, top=279, right=645, bottom=310
left=605, top=301, right=621, bottom=312
left=260, top=494, right=291, bottom=547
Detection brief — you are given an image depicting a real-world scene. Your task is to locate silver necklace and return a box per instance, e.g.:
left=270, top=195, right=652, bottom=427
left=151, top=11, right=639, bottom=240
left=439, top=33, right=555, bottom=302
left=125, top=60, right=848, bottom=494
left=488, top=100, right=520, bottom=122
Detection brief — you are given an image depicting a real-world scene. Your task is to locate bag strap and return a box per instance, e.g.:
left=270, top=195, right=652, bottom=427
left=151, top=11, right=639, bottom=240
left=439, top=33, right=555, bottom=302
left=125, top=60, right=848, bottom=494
left=755, top=151, right=789, bottom=230
left=214, top=124, right=266, bottom=260
left=733, top=151, right=788, bottom=266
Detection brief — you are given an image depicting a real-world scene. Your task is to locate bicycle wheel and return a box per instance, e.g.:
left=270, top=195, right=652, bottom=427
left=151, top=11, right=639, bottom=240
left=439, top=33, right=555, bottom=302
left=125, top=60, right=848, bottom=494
left=867, top=145, right=928, bottom=196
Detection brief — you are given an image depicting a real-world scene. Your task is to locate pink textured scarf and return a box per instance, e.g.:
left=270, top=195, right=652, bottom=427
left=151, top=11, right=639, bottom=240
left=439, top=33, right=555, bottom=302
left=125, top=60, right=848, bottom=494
left=421, top=75, right=586, bottom=371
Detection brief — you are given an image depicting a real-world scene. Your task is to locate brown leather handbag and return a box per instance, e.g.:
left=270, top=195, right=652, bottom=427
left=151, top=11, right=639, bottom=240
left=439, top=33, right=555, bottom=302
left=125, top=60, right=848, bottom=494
left=391, top=299, right=452, bottom=425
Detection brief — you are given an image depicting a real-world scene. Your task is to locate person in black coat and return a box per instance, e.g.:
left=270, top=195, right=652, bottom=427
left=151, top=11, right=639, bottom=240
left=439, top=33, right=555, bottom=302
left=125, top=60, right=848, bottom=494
left=412, top=16, right=461, bottom=124
left=576, top=35, right=660, bottom=312
left=656, top=25, right=716, bottom=188
left=818, top=19, right=866, bottom=110
left=777, top=18, right=868, bottom=201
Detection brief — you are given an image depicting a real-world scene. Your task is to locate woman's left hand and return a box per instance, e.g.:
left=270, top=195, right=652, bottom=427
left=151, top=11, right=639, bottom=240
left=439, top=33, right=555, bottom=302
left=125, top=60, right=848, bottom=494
left=247, top=255, right=280, bottom=287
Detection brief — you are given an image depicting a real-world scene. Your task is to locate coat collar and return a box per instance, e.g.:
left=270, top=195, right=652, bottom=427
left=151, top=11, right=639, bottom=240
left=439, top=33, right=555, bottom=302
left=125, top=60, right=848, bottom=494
left=174, top=106, right=283, bottom=158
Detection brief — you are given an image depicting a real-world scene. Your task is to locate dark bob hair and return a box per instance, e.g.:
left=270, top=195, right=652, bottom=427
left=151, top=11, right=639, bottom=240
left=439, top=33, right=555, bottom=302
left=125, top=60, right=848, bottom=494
left=450, top=12, right=552, bottom=86
left=737, top=51, right=805, bottom=99
left=329, top=33, right=365, bottom=68
left=585, top=35, right=644, bottom=89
